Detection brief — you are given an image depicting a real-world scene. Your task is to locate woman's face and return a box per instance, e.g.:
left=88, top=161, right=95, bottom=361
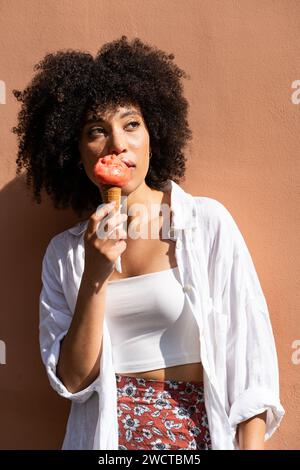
left=78, top=103, right=151, bottom=197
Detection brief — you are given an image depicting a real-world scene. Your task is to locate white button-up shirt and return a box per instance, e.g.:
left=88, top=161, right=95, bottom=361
left=39, top=180, right=285, bottom=450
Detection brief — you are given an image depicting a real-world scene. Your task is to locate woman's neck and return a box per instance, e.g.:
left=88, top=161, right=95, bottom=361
left=127, top=181, right=161, bottom=208
left=125, top=182, right=170, bottom=235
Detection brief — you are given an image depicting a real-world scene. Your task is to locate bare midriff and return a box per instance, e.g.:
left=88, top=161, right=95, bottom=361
left=117, top=362, right=204, bottom=383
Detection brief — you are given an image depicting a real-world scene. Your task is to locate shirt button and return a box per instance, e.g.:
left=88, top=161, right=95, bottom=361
left=167, top=228, right=175, bottom=239
left=176, top=239, right=182, bottom=249
left=183, top=284, right=193, bottom=293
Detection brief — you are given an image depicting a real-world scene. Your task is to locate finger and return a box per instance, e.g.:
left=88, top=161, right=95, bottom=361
left=106, top=239, right=127, bottom=258
left=97, top=213, right=127, bottom=240
left=106, top=212, right=127, bottom=236
left=107, top=226, right=127, bottom=241
left=87, top=201, right=116, bottom=235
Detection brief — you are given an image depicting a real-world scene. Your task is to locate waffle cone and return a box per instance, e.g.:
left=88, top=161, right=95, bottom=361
left=102, top=185, right=122, bottom=212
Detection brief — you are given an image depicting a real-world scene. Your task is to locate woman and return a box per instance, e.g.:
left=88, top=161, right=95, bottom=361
left=13, top=36, right=284, bottom=450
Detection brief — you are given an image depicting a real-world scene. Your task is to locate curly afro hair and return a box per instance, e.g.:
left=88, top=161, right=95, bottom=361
left=12, top=36, right=192, bottom=216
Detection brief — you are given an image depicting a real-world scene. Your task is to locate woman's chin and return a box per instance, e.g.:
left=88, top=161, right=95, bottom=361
left=121, top=184, right=133, bottom=197
left=120, top=178, right=140, bottom=196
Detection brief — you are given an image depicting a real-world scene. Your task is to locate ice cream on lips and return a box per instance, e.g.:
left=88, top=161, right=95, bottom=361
left=93, top=154, right=131, bottom=187
left=93, top=154, right=131, bottom=212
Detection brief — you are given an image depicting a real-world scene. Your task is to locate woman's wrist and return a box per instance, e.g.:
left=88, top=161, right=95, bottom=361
left=81, top=269, right=110, bottom=294
left=238, top=411, right=267, bottom=450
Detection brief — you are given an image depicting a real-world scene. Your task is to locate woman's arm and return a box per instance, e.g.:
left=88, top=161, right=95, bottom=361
left=56, top=273, right=108, bottom=393
left=57, top=204, right=127, bottom=393
left=237, top=411, right=267, bottom=450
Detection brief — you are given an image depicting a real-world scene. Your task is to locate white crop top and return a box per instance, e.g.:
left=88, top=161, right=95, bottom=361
left=105, top=267, right=201, bottom=373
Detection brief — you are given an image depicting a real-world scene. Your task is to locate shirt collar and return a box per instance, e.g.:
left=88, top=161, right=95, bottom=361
left=165, top=179, right=197, bottom=230
left=68, top=179, right=197, bottom=237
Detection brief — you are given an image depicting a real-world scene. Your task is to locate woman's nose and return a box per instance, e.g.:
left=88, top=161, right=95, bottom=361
left=107, top=129, right=127, bottom=155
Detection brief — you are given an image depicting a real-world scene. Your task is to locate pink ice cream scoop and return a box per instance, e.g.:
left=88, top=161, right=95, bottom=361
left=93, top=154, right=131, bottom=187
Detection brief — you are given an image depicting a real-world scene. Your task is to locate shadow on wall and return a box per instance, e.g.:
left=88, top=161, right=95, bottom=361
left=0, top=174, right=89, bottom=449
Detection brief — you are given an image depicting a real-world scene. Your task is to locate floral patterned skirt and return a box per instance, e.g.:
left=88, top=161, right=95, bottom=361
left=116, top=374, right=212, bottom=450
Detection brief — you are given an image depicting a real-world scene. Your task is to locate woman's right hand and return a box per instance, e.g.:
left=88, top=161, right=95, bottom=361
left=83, top=201, right=128, bottom=283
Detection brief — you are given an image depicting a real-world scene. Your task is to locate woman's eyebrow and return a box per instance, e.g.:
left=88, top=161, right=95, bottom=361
left=120, top=110, right=142, bottom=119
left=84, top=110, right=142, bottom=125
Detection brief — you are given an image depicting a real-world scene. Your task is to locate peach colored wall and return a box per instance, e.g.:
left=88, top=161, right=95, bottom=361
left=0, top=0, right=299, bottom=450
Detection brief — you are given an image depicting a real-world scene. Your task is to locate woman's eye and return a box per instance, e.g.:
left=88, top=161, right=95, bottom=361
left=87, top=121, right=140, bottom=137
left=88, top=127, right=105, bottom=136
left=126, top=121, right=140, bottom=129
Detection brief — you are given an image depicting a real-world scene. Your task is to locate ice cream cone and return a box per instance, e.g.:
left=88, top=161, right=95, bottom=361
left=102, top=184, right=122, bottom=213
left=102, top=184, right=123, bottom=273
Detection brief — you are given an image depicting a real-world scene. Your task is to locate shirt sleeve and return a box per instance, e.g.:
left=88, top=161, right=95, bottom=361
left=207, top=200, right=285, bottom=445
left=39, top=237, right=100, bottom=403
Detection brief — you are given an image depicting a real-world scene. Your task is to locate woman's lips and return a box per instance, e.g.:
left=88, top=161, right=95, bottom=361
left=122, top=160, right=136, bottom=168
left=93, top=154, right=131, bottom=186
